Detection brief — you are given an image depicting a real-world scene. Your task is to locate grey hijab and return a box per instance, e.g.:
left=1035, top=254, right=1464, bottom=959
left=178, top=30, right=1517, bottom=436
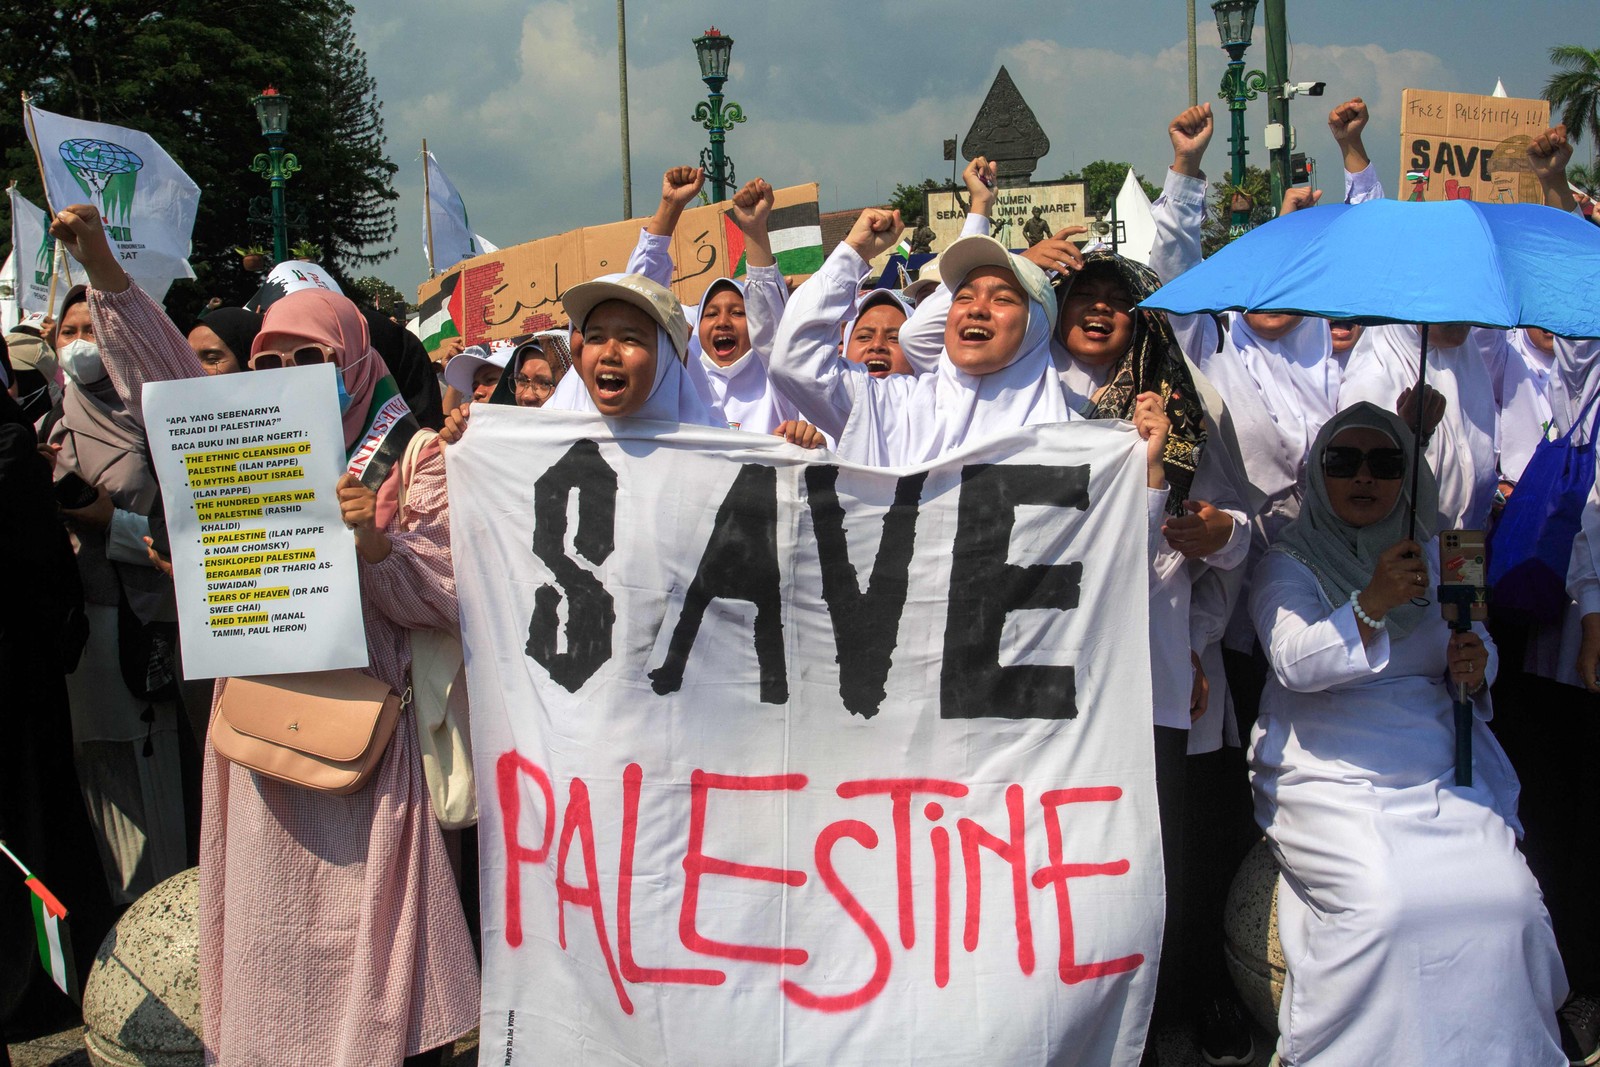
left=1270, top=402, right=1439, bottom=639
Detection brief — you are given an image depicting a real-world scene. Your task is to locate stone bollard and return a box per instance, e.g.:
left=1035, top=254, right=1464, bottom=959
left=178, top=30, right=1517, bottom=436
left=1222, top=837, right=1285, bottom=1034
left=81, top=867, right=203, bottom=1067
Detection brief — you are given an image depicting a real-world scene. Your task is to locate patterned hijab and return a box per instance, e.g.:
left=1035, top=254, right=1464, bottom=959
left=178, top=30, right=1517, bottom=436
left=1062, top=250, right=1206, bottom=513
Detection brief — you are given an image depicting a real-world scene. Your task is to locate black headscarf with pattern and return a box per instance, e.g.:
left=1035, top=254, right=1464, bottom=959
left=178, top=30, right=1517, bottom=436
left=1059, top=250, right=1206, bottom=513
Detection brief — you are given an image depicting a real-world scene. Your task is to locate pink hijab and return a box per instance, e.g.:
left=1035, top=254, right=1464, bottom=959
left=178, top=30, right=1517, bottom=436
left=251, top=289, right=385, bottom=449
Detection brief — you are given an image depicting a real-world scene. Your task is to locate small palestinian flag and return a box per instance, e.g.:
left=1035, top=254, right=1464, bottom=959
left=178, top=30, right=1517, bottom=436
left=0, top=839, right=79, bottom=1002
left=725, top=202, right=824, bottom=278
left=1405, top=169, right=1430, bottom=202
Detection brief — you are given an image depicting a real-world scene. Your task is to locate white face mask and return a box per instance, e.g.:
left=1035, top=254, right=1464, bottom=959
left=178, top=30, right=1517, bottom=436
left=59, top=338, right=108, bottom=385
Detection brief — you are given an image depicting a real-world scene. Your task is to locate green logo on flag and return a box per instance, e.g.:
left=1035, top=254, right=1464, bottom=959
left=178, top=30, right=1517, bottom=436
left=33, top=208, right=56, bottom=287
left=59, top=138, right=143, bottom=242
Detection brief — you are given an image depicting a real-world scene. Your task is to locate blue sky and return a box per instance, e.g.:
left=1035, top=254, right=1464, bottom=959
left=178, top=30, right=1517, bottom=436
left=351, top=0, right=1592, bottom=294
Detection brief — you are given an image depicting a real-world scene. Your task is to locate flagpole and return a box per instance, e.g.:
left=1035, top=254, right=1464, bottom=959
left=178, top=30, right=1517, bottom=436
left=0, top=837, right=35, bottom=878
left=422, top=139, right=437, bottom=278
left=19, top=94, right=58, bottom=218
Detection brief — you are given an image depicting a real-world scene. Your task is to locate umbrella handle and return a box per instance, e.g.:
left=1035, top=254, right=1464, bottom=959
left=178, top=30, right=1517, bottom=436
left=1407, top=323, right=1430, bottom=542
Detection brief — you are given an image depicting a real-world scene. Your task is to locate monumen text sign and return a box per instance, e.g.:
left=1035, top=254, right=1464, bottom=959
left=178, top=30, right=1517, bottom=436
left=1399, top=88, right=1551, bottom=204
left=449, top=409, right=1162, bottom=1066
left=925, top=181, right=1087, bottom=253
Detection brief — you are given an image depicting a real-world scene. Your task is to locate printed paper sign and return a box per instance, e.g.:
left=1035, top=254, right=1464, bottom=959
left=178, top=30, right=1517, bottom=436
left=449, top=409, right=1162, bottom=1066
left=1399, top=89, right=1551, bottom=204
left=142, top=364, right=366, bottom=678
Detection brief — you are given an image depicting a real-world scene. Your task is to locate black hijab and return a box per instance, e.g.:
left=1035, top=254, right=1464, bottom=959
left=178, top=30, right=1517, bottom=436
left=196, top=307, right=263, bottom=368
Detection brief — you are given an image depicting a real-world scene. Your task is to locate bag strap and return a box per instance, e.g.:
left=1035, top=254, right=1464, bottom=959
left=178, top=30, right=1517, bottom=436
left=1556, top=387, right=1600, bottom=446
left=395, top=427, right=439, bottom=519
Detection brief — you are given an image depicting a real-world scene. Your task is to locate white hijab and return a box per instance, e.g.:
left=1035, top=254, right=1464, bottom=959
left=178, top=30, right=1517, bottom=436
left=546, top=322, right=722, bottom=428
left=1499, top=327, right=1557, bottom=482
left=834, top=272, right=1069, bottom=466
left=686, top=278, right=795, bottom=434
left=1340, top=322, right=1499, bottom=530
left=1229, top=314, right=1338, bottom=463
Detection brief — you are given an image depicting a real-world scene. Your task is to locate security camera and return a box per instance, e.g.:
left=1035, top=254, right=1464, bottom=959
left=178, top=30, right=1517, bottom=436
left=1284, top=81, right=1326, bottom=98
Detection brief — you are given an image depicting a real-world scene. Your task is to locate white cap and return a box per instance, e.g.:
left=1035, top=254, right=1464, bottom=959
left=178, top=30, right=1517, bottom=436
left=443, top=341, right=514, bottom=395
left=938, top=236, right=1057, bottom=333
left=904, top=256, right=942, bottom=304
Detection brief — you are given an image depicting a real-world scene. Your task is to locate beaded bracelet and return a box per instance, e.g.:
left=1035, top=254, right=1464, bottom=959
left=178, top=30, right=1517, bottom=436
left=1350, top=590, right=1386, bottom=630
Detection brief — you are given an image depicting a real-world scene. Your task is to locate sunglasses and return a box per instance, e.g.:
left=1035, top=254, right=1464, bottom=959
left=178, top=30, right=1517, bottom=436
left=250, top=343, right=334, bottom=370
left=1322, top=445, right=1406, bottom=480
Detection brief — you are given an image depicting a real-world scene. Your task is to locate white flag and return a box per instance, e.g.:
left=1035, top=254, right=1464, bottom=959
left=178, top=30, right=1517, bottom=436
left=8, top=185, right=69, bottom=316
left=25, top=102, right=199, bottom=301
left=424, top=150, right=496, bottom=271
left=0, top=253, right=16, bottom=333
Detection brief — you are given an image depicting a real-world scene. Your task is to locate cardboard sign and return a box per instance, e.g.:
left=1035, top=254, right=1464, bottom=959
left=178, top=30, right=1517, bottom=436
left=416, top=184, right=821, bottom=347
left=449, top=408, right=1162, bottom=1066
left=1399, top=89, right=1551, bottom=204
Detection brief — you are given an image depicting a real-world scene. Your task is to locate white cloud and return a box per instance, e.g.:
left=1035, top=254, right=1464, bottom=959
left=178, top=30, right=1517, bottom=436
left=358, top=2, right=1455, bottom=293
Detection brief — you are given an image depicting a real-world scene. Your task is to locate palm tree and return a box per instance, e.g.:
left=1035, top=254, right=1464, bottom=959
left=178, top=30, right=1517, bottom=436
left=1544, top=45, right=1600, bottom=167
left=1571, top=162, right=1599, bottom=198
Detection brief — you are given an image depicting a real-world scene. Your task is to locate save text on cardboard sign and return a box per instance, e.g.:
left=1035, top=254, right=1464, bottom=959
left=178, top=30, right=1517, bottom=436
left=1399, top=88, right=1551, bottom=204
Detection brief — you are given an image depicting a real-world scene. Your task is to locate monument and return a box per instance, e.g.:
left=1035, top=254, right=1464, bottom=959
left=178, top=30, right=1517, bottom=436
left=919, top=68, right=1086, bottom=253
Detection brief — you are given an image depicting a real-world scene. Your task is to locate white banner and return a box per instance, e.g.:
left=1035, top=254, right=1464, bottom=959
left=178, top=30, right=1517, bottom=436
left=142, top=364, right=367, bottom=678
left=424, top=150, right=495, bottom=272
left=7, top=185, right=65, bottom=316
left=449, top=408, right=1162, bottom=1066
left=25, top=102, right=199, bottom=301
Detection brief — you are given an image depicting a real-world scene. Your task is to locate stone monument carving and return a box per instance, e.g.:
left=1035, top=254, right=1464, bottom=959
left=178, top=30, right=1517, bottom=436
left=960, top=66, right=1050, bottom=185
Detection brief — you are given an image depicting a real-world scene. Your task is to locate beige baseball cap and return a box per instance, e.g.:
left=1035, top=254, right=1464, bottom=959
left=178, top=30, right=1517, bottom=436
left=904, top=256, right=942, bottom=304
left=561, top=273, right=690, bottom=361
left=938, top=236, right=1057, bottom=333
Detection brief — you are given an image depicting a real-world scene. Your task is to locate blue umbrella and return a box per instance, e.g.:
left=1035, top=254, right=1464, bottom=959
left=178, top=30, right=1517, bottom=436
left=1140, top=199, right=1600, bottom=338
left=1141, top=199, right=1600, bottom=788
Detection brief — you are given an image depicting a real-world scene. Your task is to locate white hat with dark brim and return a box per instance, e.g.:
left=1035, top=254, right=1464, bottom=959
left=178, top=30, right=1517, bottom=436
left=443, top=341, right=514, bottom=395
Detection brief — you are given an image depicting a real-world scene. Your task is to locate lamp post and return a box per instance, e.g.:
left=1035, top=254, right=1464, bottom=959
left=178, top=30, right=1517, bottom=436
left=1212, top=0, right=1266, bottom=239
left=250, top=87, right=300, bottom=264
left=691, top=27, right=746, bottom=204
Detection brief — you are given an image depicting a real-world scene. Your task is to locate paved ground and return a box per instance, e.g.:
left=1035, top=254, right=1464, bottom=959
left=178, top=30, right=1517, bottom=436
left=9, top=1019, right=1277, bottom=1066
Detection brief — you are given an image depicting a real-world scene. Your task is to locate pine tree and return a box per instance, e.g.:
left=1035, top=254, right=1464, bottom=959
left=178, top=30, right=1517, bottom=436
left=0, top=1, right=398, bottom=317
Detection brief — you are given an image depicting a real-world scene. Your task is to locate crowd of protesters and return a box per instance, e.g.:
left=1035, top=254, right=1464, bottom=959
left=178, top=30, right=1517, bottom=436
left=5, top=91, right=1600, bottom=1067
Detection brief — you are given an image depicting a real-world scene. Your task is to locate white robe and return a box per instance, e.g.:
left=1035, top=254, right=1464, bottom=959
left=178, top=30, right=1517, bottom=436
left=1338, top=324, right=1503, bottom=533
left=625, top=230, right=795, bottom=434
left=1498, top=329, right=1557, bottom=484
left=1250, top=548, right=1566, bottom=1067
left=768, top=242, right=1071, bottom=467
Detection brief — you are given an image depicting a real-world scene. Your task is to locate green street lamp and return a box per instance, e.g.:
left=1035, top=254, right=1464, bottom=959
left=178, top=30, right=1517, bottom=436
left=691, top=27, right=747, bottom=204
left=250, top=87, right=301, bottom=264
left=1212, top=0, right=1267, bottom=239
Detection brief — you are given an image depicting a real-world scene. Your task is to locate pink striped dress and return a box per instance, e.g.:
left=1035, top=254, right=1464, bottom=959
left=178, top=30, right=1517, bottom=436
left=87, top=284, right=479, bottom=1065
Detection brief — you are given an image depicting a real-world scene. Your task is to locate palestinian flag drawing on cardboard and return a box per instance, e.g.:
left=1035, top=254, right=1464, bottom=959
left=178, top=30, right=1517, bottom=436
left=1, top=838, right=79, bottom=1002
left=410, top=272, right=462, bottom=356
left=724, top=201, right=824, bottom=278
